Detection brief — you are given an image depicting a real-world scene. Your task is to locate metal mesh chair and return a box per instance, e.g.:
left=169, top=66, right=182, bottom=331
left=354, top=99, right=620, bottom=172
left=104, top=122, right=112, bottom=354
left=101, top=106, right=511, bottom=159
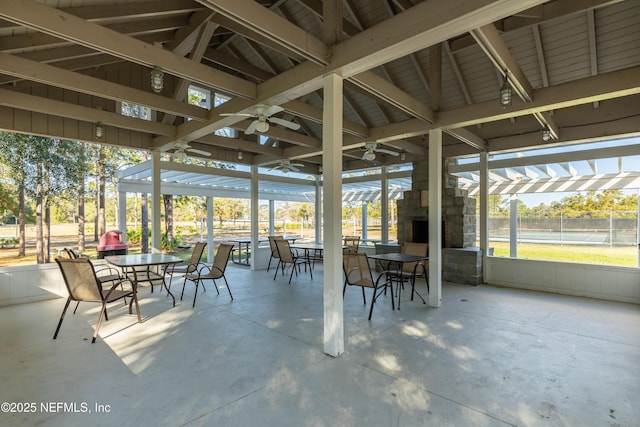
left=54, top=257, right=139, bottom=343
left=267, top=235, right=283, bottom=272
left=165, top=241, right=207, bottom=291
left=343, top=252, right=394, bottom=320
left=183, top=243, right=234, bottom=307
left=343, top=236, right=361, bottom=253
left=274, top=239, right=313, bottom=284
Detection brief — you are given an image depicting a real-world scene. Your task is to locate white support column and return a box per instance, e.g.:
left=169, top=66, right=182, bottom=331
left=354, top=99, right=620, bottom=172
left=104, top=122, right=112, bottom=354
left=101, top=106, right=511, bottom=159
left=428, top=129, right=442, bottom=308
left=323, top=73, right=344, bottom=357
left=361, top=201, right=368, bottom=243
left=117, top=186, right=127, bottom=243
left=269, top=200, right=275, bottom=236
left=381, top=166, right=389, bottom=244
left=207, top=196, right=214, bottom=263
left=315, top=175, right=323, bottom=243
left=637, top=188, right=639, bottom=267
left=479, top=152, right=489, bottom=281
left=510, top=194, right=518, bottom=257
left=250, top=165, right=259, bottom=271
left=151, top=152, right=162, bottom=253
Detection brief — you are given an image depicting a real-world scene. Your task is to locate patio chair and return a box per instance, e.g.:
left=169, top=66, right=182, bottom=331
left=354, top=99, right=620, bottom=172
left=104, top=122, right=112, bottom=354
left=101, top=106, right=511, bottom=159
left=164, top=241, right=207, bottom=291
left=61, top=247, right=125, bottom=314
left=274, top=239, right=313, bottom=284
left=343, top=236, right=360, bottom=253
left=54, top=257, right=139, bottom=343
left=396, top=242, right=429, bottom=302
left=343, top=252, right=394, bottom=320
left=267, top=235, right=283, bottom=272
left=183, top=243, right=234, bottom=307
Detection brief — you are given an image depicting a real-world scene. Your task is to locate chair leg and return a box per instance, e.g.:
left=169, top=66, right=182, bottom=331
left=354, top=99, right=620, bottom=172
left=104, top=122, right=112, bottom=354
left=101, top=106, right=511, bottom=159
left=92, top=303, right=108, bottom=343
left=223, top=276, right=233, bottom=300
left=288, top=262, right=296, bottom=284
left=267, top=255, right=273, bottom=272
left=192, top=281, right=199, bottom=308
left=273, top=261, right=281, bottom=280
left=53, top=297, right=72, bottom=339
left=73, top=301, right=80, bottom=314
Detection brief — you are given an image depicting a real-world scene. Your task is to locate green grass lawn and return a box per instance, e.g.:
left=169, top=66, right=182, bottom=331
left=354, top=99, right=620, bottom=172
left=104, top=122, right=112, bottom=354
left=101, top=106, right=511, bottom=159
left=490, top=242, right=638, bottom=267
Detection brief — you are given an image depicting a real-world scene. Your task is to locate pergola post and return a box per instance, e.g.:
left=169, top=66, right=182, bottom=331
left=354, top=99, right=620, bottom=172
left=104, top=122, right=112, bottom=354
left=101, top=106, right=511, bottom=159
left=250, top=165, right=259, bottom=271
left=315, top=175, right=322, bottom=243
left=381, top=166, right=389, bottom=244
left=117, top=185, right=127, bottom=243
left=323, top=72, right=344, bottom=357
left=207, top=196, right=214, bottom=263
left=510, top=194, right=518, bottom=257
left=269, top=200, right=275, bottom=236
left=151, top=152, right=161, bottom=253
left=480, top=152, right=489, bottom=281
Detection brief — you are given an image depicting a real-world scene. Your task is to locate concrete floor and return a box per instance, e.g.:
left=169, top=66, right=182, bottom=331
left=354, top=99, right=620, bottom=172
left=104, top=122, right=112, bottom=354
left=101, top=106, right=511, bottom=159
left=1, top=263, right=638, bottom=427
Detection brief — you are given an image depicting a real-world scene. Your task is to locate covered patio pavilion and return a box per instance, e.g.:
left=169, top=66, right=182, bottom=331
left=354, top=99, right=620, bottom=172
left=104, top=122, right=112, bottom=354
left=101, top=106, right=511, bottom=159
left=0, top=0, right=639, bottom=425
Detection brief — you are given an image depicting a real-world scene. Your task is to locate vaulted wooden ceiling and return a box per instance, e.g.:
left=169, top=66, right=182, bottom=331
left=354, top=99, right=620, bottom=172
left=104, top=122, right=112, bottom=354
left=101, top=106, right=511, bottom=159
left=0, top=0, right=639, bottom=174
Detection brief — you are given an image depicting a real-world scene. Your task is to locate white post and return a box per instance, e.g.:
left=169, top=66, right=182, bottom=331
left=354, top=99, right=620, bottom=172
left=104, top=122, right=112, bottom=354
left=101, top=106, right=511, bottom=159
left=269, top=200, right=275, bottom=235
left=480, top=152, right=489, bottom=280
left=428, top=129, right=442, bottom=308
left=361, top=201, right=368, bottom=243
left=510, top=194, right=518, bottom=257
left=250, top=165, right=259, bottom=271
left=315, top=175, right=322, bottom=243
left=151, top=152, right=161, bottom=253
left=207, top=196, right=214, bottom=263
left=117, top=186, right=127, bottom=243
left=381, top=166, right=389, bottom=244
left=323, top=73, right=344, bottom=357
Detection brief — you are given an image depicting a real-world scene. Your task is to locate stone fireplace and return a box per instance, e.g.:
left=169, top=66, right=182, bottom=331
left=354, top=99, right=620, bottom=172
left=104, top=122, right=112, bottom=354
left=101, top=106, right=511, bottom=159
left=396, top=159, right=483, bottom=285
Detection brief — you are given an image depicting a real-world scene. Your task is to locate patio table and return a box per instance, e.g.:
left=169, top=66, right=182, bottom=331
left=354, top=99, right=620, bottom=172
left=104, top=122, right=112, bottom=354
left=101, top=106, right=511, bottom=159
left=105, top=254, right=183, bottom=318
left=367, top=252, right=429, bottom=310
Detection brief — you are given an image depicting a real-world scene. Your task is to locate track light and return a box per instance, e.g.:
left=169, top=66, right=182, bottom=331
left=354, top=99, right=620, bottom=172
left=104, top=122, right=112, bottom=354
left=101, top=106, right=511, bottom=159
left=542, top=127, right=551, bottom=142
left=95, top=122, right=104, bottom=138
left=500, top=70, right=512, bottom=107
left=238, top=151, right=243, bottom=160
left=150, top=66, right=164, bottom=93
left=400, top=151, right=406, bottom=161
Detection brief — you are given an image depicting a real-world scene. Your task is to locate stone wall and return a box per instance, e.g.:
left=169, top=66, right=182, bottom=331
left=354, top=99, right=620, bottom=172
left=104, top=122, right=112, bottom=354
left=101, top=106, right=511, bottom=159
left=396, top=159, right=481, bottom=285
left=397, top=160, right=476, bottom=248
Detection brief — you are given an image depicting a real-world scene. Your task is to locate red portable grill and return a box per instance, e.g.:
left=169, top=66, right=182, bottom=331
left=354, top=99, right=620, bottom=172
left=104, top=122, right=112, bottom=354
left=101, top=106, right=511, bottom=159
left=96, top=230, right=128, bottom=259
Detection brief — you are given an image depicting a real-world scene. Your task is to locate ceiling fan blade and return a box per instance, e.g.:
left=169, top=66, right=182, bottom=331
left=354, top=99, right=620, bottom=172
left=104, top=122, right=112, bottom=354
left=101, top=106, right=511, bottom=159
left=291, top=162, right=304, bottom=167
left=376, top=148, right=399, bottom=156
left=289, top=165, right=300, bottom=172
left=269, top=117, right=300, bottom=130
left=245, top=120, right=258, bottom=135
left=264, top=105, right=284, bottom=117
left=219, top=112, right=256, bottom=117
left=156, top=141, right=177, bottom=152
left=187, top=148, right=211, bottom=156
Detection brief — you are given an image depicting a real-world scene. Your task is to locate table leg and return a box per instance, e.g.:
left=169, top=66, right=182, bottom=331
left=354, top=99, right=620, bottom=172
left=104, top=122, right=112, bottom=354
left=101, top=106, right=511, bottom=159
left=128, top=270, right=142, bottom=323
left=162, top=274, right=176, bottom=307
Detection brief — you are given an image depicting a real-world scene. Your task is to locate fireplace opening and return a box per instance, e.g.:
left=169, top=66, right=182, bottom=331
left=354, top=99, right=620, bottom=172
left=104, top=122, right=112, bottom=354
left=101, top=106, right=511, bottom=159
left=409, top=219, right=446, bottom=247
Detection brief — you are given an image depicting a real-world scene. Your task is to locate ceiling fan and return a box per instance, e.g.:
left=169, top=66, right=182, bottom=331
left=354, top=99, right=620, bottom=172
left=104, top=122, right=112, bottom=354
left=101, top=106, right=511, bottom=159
left=172, top=141, right=211, bottom=160
left=362, top=142, right=399, bottom=161
left=220, top=104, right=300, bottom=135
left=270, top=159, right=304, bottom=173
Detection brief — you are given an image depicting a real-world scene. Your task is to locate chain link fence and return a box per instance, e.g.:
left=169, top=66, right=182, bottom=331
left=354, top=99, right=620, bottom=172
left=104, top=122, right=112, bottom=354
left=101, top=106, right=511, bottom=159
left=488, top=210, right=638, bottom=247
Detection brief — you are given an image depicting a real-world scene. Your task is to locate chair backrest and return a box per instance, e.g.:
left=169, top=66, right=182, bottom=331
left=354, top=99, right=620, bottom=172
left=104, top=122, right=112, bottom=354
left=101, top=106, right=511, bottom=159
left=213, top=243, right=234, bottom=273
left=274, top=239, right=294, bottom=263
left=62, top=248, right=81, bottom=259
left=343, top=235, right=360, bottom=253
left=55, top=257, right=103, bottom=301
left=400, top=242, right=428, bottom=273
left=268, top=235, right=283, bottom=257
left=190, top=241, right=207, bottom=264
left=343, top=252, right=375, bottom=288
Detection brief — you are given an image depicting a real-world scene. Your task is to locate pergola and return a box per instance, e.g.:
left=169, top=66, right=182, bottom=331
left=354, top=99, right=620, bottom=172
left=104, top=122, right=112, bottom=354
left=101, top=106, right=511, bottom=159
left=1, top=0, right=639, bottom=355
left=115, top=159, right=413, bottom=261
